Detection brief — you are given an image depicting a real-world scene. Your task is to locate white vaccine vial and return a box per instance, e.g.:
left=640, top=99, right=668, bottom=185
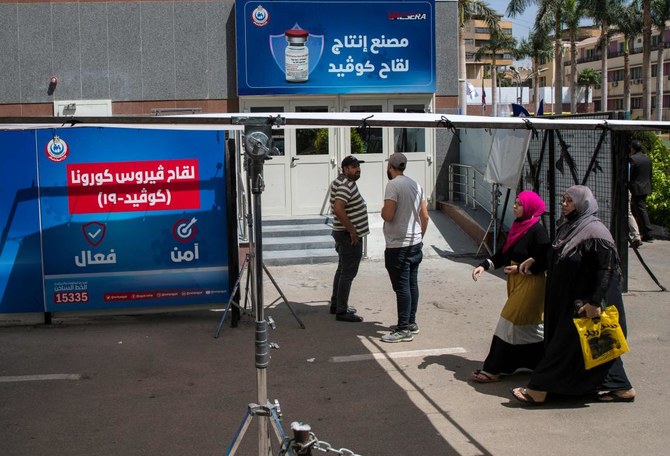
left=284, top=29, right=309, bottom=82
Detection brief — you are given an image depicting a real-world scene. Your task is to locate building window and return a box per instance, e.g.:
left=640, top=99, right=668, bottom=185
left=475, top=27, right=490, bottom=34
left=464, top=39, right=475, bottom=46
left=631, top=97, right=642, bottom=109
left=586, top=48, right=595, bottom=59
left=631, top=67, right=642, bottom=80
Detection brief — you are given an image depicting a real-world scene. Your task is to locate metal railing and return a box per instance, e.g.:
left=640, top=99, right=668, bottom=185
left=448, top=163, right=501, bottom=255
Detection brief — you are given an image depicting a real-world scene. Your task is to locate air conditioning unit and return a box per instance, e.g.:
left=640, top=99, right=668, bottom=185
left=612, top=81, right=618, bottom=87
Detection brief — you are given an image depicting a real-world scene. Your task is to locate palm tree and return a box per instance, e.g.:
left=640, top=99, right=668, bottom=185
left=577, top=68, right=601, bottom=112
left=581, top=0, right=625, bottom=113
left=563, top=0, right=585, bottom=113
left=651, top=0, right=670, bottom=121
left=642, top=0, right=652, bottom=119
left=508, top=0, right=568, bottom=114
left=475, top=26, right=517, bottom=116
left=458, top=1, right=500, bottom=115
left=611, top=2, right=643, bottom=115
left=516, top=30, right=554, bottom=112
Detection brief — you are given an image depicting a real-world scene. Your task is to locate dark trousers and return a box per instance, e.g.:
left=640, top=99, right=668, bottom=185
left=631, top=195, right=652, bottom=238
left=330, top=230, right=363, bottom=314
left=385, top=242, right=423, bottom=329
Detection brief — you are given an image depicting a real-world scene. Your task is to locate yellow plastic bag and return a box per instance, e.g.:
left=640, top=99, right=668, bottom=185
left=573, top=305, right=630, bottom=370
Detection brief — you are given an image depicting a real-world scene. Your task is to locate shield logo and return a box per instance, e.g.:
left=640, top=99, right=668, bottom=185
left=269, top=25, right=324, bottom=76
left=82, top=222, right=106, bottom=247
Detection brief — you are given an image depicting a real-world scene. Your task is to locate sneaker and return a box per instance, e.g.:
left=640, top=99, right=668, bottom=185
left=390, top=323, right=420, bottom=334
left=330, top=306, right=357, bottom=315
left=381, top=329, right=414, bottom=343
left=336, top=312, right=363, bottom=322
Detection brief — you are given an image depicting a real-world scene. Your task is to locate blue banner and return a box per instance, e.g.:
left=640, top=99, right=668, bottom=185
left=0, top=130, right=44, bottom=314
left=236, top=0, right=436, bottom=95
left=0, top=127, right=232, bottom=314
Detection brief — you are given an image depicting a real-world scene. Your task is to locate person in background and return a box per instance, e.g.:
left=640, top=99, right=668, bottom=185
left=470, top=191, right=549, bottom=383
left=329, top=155, right=369, bottom=322
left=628, top=140, right=653, bottom=242
left=380, top=153, right=429, bottom=343
left=512, top=185, right=635, bottom=405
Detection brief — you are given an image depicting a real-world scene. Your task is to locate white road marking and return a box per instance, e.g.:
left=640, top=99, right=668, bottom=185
left=329, top=347, right=466, bottom=363
left=0, top=374, right=81, bottom=383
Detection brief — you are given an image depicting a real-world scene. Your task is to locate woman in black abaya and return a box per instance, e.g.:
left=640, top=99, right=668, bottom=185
left=511, top=185, right=635, bottom=404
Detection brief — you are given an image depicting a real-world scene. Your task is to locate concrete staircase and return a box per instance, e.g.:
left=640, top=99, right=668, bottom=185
left=262, top=216, right=337, bottom=266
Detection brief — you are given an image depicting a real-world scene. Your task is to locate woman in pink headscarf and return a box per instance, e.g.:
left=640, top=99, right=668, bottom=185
left=469, top=190, right=549, bottom=383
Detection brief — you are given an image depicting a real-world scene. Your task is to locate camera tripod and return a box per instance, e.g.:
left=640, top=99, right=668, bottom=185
left=214, top=250, right=305, bottom=338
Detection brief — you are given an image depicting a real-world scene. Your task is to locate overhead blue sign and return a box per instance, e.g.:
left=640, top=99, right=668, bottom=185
left=236, top=0, right=436, bottom=95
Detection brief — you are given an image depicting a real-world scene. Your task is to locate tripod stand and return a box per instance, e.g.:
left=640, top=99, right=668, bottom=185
left=213, top=250, right=305, bottom=338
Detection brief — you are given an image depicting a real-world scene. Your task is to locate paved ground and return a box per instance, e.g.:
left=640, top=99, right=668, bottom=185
left=1, top=212, right=669, bottom=455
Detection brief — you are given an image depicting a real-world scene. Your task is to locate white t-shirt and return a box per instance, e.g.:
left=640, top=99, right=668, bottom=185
left=382, top=175, right=425, bottom=248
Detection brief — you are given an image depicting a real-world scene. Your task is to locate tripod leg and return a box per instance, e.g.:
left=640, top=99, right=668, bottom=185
left=226, top=410, right=253, bottom=456
left=214, top=255, right=248, bottom=338
left=263, top=262, right=306, bottom=329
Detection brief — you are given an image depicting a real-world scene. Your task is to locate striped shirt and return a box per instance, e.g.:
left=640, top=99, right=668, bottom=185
left=330, top=174, right=369, bottom=237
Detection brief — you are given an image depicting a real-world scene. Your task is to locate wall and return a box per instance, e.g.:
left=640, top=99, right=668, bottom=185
left=0, top=1, right=234, bottom=107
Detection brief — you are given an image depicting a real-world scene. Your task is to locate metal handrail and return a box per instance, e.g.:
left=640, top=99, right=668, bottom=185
left=447, top=163, right=494, bottom=216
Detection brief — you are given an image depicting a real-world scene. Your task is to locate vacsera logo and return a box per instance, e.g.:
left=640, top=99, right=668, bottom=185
left=388, top=11, right=427, bottom=21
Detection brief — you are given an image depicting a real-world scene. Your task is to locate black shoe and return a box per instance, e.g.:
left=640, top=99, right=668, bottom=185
left=336, top=312, right=363, bottom=322
left=630, top=239, right=643, bottom=249
left=330, top=306, right=357, bottom=315
left=642, top=236, right=654, bottom=243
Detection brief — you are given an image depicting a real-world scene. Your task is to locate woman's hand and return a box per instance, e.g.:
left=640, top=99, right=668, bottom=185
left=504, top=264, right=520, bottom=275
left=519, top=257, right=535, bottom=275
left=472, top=266, right=485, bottom=281
left=577, top=302, right=602, bottom=319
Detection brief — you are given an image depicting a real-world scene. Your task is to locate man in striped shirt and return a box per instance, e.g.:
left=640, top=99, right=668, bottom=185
left=329, top=155, right=369, bottom=322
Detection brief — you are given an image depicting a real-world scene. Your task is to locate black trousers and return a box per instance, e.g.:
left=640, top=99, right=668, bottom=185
left=631, top=194, right=652, bottom=238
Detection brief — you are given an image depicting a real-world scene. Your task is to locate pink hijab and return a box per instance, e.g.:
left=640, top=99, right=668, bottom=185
left=502, top=191, right=546, bottom=253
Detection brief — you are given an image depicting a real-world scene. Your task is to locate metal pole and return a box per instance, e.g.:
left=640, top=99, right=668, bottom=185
left=248, top=158, right=271, bottom=456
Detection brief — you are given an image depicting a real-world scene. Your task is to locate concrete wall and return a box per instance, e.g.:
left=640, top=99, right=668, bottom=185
left=0, top=1, right=234, bottom=105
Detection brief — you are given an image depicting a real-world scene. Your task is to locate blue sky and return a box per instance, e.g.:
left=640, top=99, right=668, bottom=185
left=486, top=0, right=538, bottom=41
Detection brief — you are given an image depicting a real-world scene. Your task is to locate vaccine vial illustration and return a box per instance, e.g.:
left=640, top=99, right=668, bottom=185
left=284, top=29, right=309, bottom=82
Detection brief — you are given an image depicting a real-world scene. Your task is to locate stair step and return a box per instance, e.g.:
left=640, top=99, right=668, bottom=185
left=263, top=216, right=331, bottom=227
left=263, top=235, right=334, bottom=251
left=263, top=248, right=338, bottom=266
left=263, top=224, right=332, bottom=237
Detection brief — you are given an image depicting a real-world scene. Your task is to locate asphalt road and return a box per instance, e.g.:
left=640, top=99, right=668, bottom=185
left=1, top=236, right=669, bottom=455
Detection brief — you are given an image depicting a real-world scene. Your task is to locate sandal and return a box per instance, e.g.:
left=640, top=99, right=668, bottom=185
left=469, top=369, right=500, bottom=383
left=598, top=389, right=636, bottom=403
left=511, top=387, right=546, bottom=405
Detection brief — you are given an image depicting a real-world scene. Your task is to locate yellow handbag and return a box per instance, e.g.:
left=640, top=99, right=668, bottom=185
left=573, top=305, right=630, bottom=370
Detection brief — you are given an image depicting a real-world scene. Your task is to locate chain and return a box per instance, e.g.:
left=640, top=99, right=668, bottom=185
left=278, top=432, right=361, bottom=456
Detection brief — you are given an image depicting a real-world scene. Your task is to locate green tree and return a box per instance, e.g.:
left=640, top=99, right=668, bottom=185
left=651, top=0, right=670, bottom=121
left=610, top=2, right=643, bottom=114
left=508, top=0, right=569, bottom=113
left=458, top=1, right=501, bottom=115
left=577, top=67, right=601, bottom=112
left=475, top=26, right=517, bottom=116
left=516, top=30, right=553, bottom=112
left=580, top=0, right=625, bottom=113
left=633, top=131, right=670, bottom=230
left=563, top=0, right=585, bottom=113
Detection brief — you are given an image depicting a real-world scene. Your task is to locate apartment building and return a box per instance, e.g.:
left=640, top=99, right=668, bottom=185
left=565, top=22, right=670, bottom=120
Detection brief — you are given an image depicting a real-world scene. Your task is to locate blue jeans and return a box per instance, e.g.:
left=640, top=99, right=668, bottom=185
left=385, top=242, right=423, bottom=329
left=331, top=230, right=363, bottom=314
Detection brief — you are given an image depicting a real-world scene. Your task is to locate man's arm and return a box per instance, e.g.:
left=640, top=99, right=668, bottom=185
left=419, top=199, right=429, bottom=237
left=381, top=199, right=396, bottom=222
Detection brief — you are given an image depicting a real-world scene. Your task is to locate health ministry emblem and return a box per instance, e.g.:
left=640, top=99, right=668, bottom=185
left=45, top=136, right=69, bottom=162
left=251, top=5, right=269, bottom=26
